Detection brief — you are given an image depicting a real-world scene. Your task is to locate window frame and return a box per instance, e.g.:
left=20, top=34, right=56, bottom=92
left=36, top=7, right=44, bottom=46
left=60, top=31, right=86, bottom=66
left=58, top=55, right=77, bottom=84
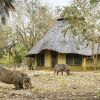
left=66, top=54, right=82, bottom=66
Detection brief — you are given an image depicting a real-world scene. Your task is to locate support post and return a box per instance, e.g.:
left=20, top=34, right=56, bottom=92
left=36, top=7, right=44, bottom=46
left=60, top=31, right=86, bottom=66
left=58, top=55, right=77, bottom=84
left=83, top=58, right=86, bottom=71
left=45, top=50, right=51, bottom=67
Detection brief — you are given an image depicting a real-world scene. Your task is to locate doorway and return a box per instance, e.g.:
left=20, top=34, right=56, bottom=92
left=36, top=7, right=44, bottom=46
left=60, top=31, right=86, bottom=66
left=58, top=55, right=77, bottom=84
left=51, top=51, right=58, bottom=67
left=37, top=52, right=45, bottom=66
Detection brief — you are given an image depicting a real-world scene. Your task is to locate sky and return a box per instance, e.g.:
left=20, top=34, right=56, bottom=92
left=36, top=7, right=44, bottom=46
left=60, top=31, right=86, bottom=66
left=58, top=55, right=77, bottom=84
left=42, top=0, right=73, bottom=11
left=43, top=0, right=73, bottom=7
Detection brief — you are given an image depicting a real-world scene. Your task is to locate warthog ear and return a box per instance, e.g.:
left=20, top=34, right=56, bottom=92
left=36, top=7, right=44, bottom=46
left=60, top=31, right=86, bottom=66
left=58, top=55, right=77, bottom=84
left=21, top=73, right=29, bottom=79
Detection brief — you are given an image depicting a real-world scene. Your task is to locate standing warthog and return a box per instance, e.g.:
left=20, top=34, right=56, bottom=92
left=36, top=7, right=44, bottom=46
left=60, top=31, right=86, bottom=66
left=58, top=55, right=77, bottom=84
left=0, top=67, right=32, bottom=90
left=54, top=64, right=71, bottom=75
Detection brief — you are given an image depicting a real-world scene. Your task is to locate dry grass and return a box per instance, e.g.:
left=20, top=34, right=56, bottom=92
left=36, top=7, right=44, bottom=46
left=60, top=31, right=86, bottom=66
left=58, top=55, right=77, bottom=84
left=0, top=69, right=100, bottom=100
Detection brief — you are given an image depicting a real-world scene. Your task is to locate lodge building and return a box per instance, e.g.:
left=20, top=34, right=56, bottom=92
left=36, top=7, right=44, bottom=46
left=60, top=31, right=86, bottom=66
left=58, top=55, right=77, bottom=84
left=26, top=18, right=100, bottom=71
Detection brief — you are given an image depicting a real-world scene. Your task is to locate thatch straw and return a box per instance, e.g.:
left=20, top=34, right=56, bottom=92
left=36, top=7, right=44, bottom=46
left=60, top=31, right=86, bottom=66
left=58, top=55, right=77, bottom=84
left=26, top=19, right=99, bottom=57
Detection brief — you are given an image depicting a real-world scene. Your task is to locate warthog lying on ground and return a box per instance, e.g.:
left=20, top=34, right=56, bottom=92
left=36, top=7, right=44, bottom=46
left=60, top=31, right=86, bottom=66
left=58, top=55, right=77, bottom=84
left=0, top=67, right=32, bottom=90
left=54, top=64, right=71, bottom=75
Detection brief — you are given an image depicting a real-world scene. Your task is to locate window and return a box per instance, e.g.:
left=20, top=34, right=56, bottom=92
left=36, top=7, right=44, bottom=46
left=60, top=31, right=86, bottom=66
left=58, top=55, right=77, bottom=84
left=66, top=54, right=82, bottom=66
left=74, top=54, right=82, bottom=66
left=37, top=52, right=44, bottom=66
left=66, top=54, right=73, bottom=65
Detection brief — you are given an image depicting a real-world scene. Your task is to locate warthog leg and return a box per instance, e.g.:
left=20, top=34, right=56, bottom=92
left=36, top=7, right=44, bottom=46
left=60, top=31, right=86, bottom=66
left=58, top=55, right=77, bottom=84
left=14, top=83, right=20, bottom=90
left=19, top=83, right=23, bottom=89
left=57, top=71, right=59, bottom=75
left=61, top=71, right=63, bottom=76
left=54, top=70, right=56, bottom=75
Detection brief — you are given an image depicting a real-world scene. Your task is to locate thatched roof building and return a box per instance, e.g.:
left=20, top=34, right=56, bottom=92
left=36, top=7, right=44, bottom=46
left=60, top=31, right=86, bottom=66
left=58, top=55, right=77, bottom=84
left=26, top=18, right=99, bottom=57
left=26, top=18, right=100, bottom=71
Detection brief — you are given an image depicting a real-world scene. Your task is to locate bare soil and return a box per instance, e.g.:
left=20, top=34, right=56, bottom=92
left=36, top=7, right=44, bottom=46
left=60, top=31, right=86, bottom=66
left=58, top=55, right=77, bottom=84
left=0, top=69, right=100, bottom=100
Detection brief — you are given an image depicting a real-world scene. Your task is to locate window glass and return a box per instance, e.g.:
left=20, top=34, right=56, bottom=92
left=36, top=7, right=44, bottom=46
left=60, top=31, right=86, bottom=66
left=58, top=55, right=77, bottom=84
left=74, top=54, right=82, bottom=66
left=66, top=54, right=73, bottom=65
left=66, top=54, right=82, bottom=66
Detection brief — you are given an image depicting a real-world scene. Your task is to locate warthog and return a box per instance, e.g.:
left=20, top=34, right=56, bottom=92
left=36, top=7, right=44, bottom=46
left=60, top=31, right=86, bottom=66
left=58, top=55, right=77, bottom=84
left=0, top=67, right=32, bottom=90
left=54, top=64, right=71, bottom=75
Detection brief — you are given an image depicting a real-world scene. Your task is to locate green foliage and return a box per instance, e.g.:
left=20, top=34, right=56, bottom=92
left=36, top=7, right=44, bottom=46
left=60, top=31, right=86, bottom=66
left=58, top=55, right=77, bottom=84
left=62, top=6, right=81, bottom=18
left=0, top=48, right=5, bottom=58
left=0, top=0, right=54, bottom=66
left=62, top=5, right=87, bottom=41
left=90, top=0, right=99, bottom=4
left=62, top=0, right=100, bottom=68
left=12, top=44, right=27, bottom=65
left=13, top=51, right=22, bottom=64
left=62, top=0, right=99, bottom=42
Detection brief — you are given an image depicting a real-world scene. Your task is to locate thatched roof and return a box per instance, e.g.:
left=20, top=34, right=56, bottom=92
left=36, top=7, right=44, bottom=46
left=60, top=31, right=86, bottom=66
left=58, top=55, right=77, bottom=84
left=26, top=18, right=100, bottom=57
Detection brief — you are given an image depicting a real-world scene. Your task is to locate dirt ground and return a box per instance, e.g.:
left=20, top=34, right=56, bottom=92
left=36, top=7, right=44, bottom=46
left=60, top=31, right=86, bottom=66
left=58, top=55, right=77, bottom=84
left=0, top=69, right=100, bottom=100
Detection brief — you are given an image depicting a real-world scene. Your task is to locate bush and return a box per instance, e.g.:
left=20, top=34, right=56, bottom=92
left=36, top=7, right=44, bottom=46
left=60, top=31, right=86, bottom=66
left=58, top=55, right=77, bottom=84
left=13, top=51, right=22, bottom=65
left=0, top=48, right=5, bottom=58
